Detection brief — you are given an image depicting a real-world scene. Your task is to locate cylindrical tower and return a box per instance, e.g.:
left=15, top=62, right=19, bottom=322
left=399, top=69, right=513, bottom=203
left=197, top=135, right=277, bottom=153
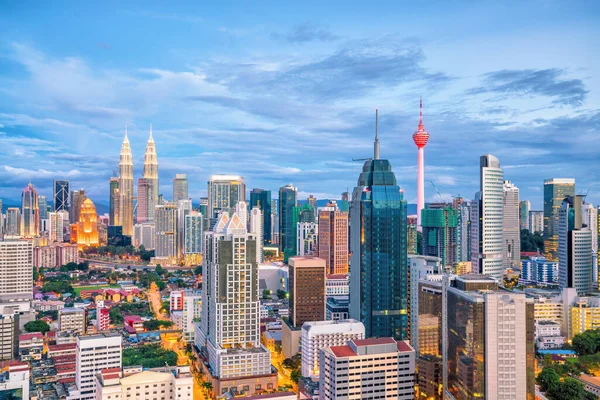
left=412, top=98, right=430, bottom=229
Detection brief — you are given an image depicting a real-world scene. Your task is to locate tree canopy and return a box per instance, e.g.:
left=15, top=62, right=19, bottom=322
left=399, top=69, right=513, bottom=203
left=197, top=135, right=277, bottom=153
left=521, top=229, right=544, bottom=252
left=122, top=344, right=178, bottom=368
left=24, top=320, right=50, bottom=333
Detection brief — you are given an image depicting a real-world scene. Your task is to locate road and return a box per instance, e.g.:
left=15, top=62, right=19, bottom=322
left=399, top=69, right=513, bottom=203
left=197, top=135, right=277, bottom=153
left=147, top=282, right=167, bottom=320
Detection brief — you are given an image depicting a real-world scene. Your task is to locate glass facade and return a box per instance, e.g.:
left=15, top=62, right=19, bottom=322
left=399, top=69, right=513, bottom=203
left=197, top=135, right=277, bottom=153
left=350, top=158, right=408, bottom=340
left=543, top=179, right=575, bottom=261
left=279, top=185, right=297, bottom=262
left=421, top=205, right=458, bottom=267
left=250, top=189, right=272, bottom=244
left=446, top=290, right=485, bottom=399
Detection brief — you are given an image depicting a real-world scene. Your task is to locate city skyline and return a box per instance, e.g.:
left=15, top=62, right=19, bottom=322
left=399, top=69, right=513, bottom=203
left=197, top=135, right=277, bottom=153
left=0, top=2, right=599, bottom=208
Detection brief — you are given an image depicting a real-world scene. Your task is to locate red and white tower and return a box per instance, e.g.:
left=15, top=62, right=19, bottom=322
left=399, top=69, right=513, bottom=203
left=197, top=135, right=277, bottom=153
left=412, top=98, right=430, bottom=229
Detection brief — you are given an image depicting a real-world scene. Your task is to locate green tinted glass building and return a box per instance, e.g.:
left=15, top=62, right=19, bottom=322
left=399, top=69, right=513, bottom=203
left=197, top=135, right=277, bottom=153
left=349, top=128, right=408, bottom=340
left=421, top=204, right=458, bottom=267
left=250, top=189, right=272, bottom=244
left=279, top=184, right=297, bottom=262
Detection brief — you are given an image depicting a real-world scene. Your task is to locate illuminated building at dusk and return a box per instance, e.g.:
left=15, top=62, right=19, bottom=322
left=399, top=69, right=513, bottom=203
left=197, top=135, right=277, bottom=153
left=544, top=178, right=575, bottom=261
left=21, top=183, right=40, bottom=237
left=143, top=126, right=159, bottom=222
left=118, top=129, right=134, bottom=236
left=412, top=98, right=430, bottom=229
left=71, top=198, right=99, bottom=249
left=318, top=201, right=349, bottom=275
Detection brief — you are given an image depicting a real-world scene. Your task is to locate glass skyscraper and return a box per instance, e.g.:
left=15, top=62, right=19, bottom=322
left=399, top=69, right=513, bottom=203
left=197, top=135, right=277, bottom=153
left=349, top=120, right=408, bottom=340
left=279, top=184, right=298, bottom=262
left=544, top=178, right=575, bottom=261
left=53, top=180, right=70, bottom=212
left=250, top=188, right=272, bottom=244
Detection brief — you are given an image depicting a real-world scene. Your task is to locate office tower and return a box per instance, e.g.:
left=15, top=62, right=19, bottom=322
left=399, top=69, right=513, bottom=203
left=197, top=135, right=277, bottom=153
left=558, top=195, right=593, bottom=295
left=133, top=223, right=155, bottom=249
left=521, top=256, right=558, bottom=285
left=407, top=221, right=418, bottom=255
left=21, top=183, right=40, bottom=237
left=319, top=338, right=415, bottom=400
left=96, top=367, right=193, bottom=400
left=583, top=203, right=599, bottom=284
left=442, top=275, right=534, bottom=399
left=249, top=206, right=264, bottom=264
left=143, top=126, right=159, bottom=222
left=173, top=173, right=188, bottom=203
left=70, top=198, right=99, bottom=249
left=250, top=189, right=272, bottom=244
left=297, top=222, right=318, bottom=256
left=96, top=300, right=110, bottom=332
left=349, top=111, right=408, bottom=340
left=471, top=155, right=504, bottom=281
left=177, top=199, right=193, bottom=258
left=503, top=180, right=521, bottom=268
left=271, top=199, right=279, bottom=244
left=155, top=204, right=178, bottom=258
left=412, top=99, right=430, bottom=229
left=421, top=204, right=458, bottom=268
left=6, top=208, right=21, bottom=236
left=301, top=319, right=365, bottom=378
left=520, top=200, right=531, bottom=231
left=170, top=290, right=202, bottom=342
left=109, top=177, right=119, bottom=226
left=38, top=195, right=48, bottom=220
left=207, top=174, right=245, bottom=220
left=199, top=197, right=209, bottom=231
left=53, top=180, right=70, bottom=212
left=0, top=314, right=19, bottom=360
left=318, top=202, right=349, bottom=274
left=75, top=333, right=122, bottom=400
left=544, top=178, right=576, bottom=261
left=58, top=308, right=86, bottom=334
left=184, top=211, right=203, bottom=265
left=0, top=239, right=33, bottom=301
left=341, top=191, right=349, bottom=202
left=289, top=256, right=326, bottom=327
left=70, top=189, right=86, bottom=225
left=136, top=178, right=151, bottom=223
left=118, top=130, right=134, bottom=236
left=235, top=200, right=248, bottom=227
left=529, top=210, right=544, bottom=233
left=48, top=212, right=65, bottom=243
left=199, top=212, right=274, bottom=395
left=0, top=198, right=3, bottom=236
left=457, top=201, right=471, bottom=262
left=279, top=184, right=298, bottom=261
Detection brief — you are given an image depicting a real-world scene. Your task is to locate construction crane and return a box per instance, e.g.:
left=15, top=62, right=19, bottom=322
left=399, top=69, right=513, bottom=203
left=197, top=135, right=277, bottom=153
left=429, top=181, right=450, bottom=203
left=352, top=157, right=371, bottom=162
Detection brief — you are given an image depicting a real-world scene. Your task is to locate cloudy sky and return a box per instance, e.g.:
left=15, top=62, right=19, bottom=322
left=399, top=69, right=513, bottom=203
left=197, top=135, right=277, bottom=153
left=0, top=1, right=598, bottom=210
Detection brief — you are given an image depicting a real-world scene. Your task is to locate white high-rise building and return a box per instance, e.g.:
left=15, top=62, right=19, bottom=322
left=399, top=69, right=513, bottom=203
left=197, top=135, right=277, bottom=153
left=249, top=206, right=264, bottom=264
left=471, top=155, right=504, bottom=280
left=5, top=208, right=21, bottom=236
left=583, top=203, right=598, bottom=283
left=503, top=180, right=520, bottom=268
left=177, top=199, right=193, bottom=258
left=458, top=201, right=471, bottom=262
left=199, top=212, right=271, bottom=379
left=559, top=196, right=593, bottom=295
left=319, top=338, right=415, bottom=400
left=170, top=290, right=201, bottom=342
left=0, top=239, right=33, bottom=302
left=529, top=210, right=544, bottom=234
left=173, top=174, right=189, bottom=203
left=155, top=204, right=178, bottom=258
left=49, top=211, right=66, bottom=243
left=301, top=319, right=365, bottom=378
left=133, top=223, right=155, bottom=250
left=207, top=175, right=245, bottom=221
left=73, top=333, right=122, bottom=400
left=297, top=222, right=318, bottom=256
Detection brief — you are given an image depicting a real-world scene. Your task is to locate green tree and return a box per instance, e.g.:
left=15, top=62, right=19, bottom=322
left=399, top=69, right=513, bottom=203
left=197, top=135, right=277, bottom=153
left=547, top=377, right=587, bottom=400
left=24, top=320, right=50, bottom=334
left=290, top=369, right=300, bottom=383
left=42, top=281, right=74, bottom=294
left=194, top=266, right=202, bottom=275
left=536, top=367, right=560, bottom=393
left=109, top=307, right=124, bottom=325
left=572, top=331, right=599, bottom=356
left=143, top=319, right=174, bottom=331
left=262, top=289, right=272, bottom=300
left=122, top=344, right=178, bottom=368
left=276, top=289, right=287, bottom=299
left=33, top=267, right=39, bottom=282
left=155, top=264, right=165, bottom=276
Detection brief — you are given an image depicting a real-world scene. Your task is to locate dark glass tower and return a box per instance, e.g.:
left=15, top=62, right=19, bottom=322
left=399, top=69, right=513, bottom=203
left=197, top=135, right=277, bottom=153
left=279, top=184, right=298, bottom=262
left=349, top=111, right=408, bottom=340
left=53, top=180, right=70, bottom=212
left=250, top=189, right=272, bottom=244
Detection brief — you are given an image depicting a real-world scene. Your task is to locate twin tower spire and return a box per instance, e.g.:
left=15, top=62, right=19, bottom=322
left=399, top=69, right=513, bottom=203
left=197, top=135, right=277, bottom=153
left=118, top=126, right=159, bottom=234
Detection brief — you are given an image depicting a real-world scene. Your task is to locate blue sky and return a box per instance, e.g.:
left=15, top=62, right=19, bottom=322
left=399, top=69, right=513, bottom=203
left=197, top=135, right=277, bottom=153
left=0, top=1, right=599, bottom=210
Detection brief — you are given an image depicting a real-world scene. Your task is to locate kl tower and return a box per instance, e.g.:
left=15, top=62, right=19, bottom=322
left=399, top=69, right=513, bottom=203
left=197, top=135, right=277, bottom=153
left=412, top=97, right=430, bottom=230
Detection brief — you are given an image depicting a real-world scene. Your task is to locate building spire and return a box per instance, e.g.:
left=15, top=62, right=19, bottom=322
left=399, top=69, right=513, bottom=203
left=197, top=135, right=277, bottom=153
left=374, top=108, right=380, bottom=160
left=149, top=124, right=154, bottom=142
left=418, top=97, right=424, bottom=130
left=123, top=124, right=129, bottom=144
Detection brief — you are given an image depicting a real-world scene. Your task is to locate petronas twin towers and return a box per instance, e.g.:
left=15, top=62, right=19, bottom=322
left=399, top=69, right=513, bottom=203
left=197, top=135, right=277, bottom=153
left=117, top=126, right=159, bottom=236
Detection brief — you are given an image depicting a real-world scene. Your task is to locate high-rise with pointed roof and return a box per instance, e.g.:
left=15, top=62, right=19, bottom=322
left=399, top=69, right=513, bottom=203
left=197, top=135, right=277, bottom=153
left=142, top=125, right=159, bottom=222
left=21, top=183, right=40, bottom=237
left=118, top=128, right=134, bottom=236
left=349, top=110, right=408, bottom=340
